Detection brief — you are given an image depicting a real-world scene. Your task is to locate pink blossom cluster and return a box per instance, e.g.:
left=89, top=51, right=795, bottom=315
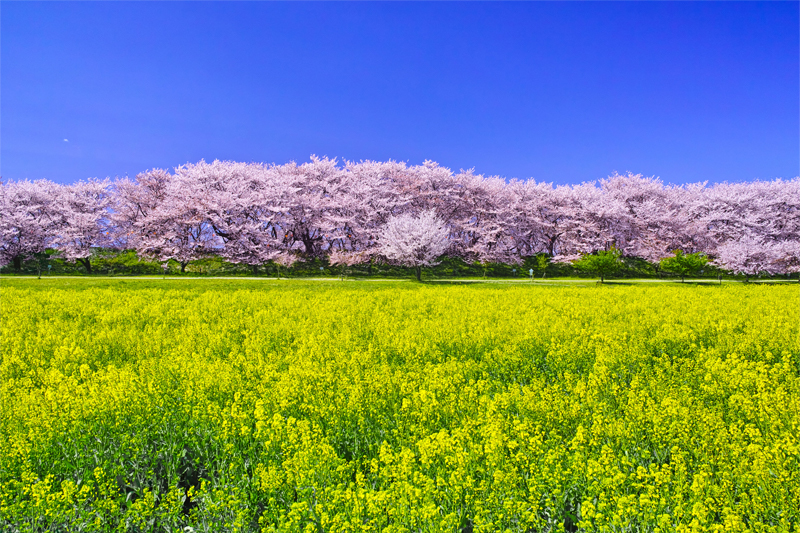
left=1, top=158, right=798, bottom=276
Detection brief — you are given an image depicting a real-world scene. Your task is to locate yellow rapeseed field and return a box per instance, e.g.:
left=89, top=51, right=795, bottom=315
left=0, top=279, right=798, bottom=532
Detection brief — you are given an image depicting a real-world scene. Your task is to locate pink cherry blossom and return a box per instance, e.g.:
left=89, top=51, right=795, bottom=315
left=3, top=158, right=796, bottom=278
left=0, top=179, right=60, bottom=270
left=378, top=210, right=450, bottom=281
left=52, top=178, right=112, bottom=273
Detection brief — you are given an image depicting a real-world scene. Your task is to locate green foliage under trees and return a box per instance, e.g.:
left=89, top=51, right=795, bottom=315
left=659, top=250, right=709, bottom=282
left=572, top=247, right=623, bottom=283
left=2, top=247, right=794, bottom=282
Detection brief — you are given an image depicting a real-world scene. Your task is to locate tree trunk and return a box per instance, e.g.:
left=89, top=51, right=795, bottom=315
left=180, top=262, right=187, bottom=273
left=415, top=265, right=422, bottom=282
left=303, top=238, right=315, bottom=257
left=301, top=229, right=320, bottom=258
left=681, top=275, right=685, bottom=283
left=13, top=256, right=22, bottom=272
left=252, top=264, right=258, bottom=276
left=600, top=275, right=604, bottom=284
left=547, top=236, right=558, bottom=256
left=78, top=258, right=92, bottom=274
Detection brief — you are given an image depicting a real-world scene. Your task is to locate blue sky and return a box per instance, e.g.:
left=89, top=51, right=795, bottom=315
left=2, top=2, right=797, bottom=185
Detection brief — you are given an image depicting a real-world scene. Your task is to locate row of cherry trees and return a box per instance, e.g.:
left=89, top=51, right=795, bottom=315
left=1, top=157, right=798, bottom=276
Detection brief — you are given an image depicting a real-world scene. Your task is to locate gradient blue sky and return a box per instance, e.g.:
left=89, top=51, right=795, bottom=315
left=2, top=1, right=798, bottom=185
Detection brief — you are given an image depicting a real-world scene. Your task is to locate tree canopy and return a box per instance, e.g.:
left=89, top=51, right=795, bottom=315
left=2, top=158, right=798, bottom=279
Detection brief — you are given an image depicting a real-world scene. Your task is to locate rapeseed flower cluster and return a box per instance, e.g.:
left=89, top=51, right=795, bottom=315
left=0, top=279, right=797, bottom=532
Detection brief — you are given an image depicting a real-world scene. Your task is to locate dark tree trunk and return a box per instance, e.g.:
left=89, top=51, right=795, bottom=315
left=251, top=264, right=258, bottom=275
left=78, top=258, right=92, bottom=274
left=180, top=262, right=187, bottom=273
left=415, top=265, right=422, bottom=282
left=547, top=236, right=558, bottom=256
left=13, top=256, right=22, bottom=272
left=303, top=238, right=315, bottom=256
left=300, top=229, right=321, bottom=258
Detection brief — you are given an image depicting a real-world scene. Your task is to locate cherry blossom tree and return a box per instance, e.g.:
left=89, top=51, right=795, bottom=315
left=5, top=156, right=795, bottom=279
left=686, top=177, right=800, bottom=279
left=273, top=252, right=298, bottom=279
left=566, top=181, right=634, bottom=256
left=713, top=236, right=785, bottom=280
left=505, top=180, right=591, bottom=258
left=111, top=169, right=172, bottom=254
left=115, top=166, right=221, bottom=272
left=392, top=160, right=460, bottom=217
left=274, top=156, right=344, bottom=259
left=751, top=178, right=800, bottom=277
left=51, top=178, right=111, bottom=273
left=331, top=159, right=407, bottom=260
left=774, top=240, right=800, bottom=281
left=168, top=160, right=294, bottom=274
left=329, top=249, right=369, bottom=279
left=0, top=179, right=60, bottom=271
left=503, top=179, right=544, bottom=258
left=600, top=173, right=691, bottom=262
left=378, top=210, right=450, bottom=281
left=452, top=172, right=519, bottom=275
